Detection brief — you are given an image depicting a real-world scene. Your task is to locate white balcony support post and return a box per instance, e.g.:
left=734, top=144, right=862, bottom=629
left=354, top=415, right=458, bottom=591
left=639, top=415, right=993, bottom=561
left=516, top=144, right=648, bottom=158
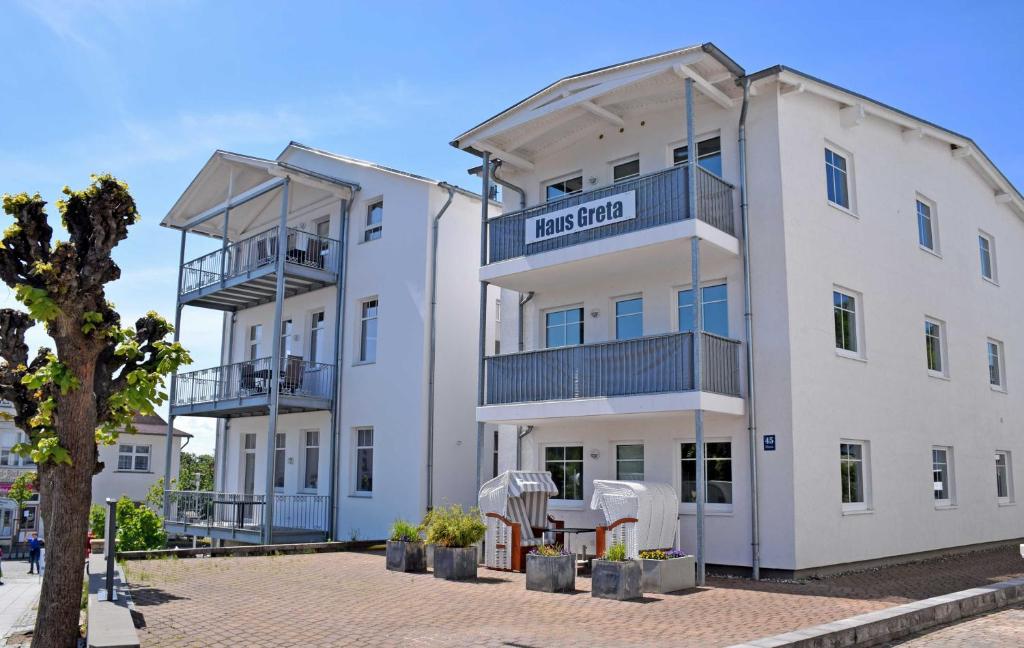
left=163, top=228, right=187, bottom=519
left=476, top=152, right=491, bottom=493
left=686, top=77, right=707, bottom=587
left=264, top=178, right=290, bottom=544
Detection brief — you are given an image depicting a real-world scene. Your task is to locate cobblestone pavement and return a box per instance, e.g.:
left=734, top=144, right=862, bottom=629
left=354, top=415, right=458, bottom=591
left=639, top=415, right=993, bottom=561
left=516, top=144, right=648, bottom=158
left=887, top=604, right=1024, bottom=647
left=124, top=545, right=1024, bottom=648
left=0, top=562, right=41, bottom=648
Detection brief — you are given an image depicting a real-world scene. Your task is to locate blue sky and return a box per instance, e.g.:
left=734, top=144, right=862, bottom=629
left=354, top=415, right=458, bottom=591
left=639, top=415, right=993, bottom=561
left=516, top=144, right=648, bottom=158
left=2, top=0, right=1022, bottom=453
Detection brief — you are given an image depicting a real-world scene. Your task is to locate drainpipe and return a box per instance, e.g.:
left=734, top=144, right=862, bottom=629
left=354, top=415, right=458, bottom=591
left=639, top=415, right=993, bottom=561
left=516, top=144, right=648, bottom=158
left=515, top=425, right=533, bottom=470
left=330, top=191, right=356, bottom=540
left=492, top=161, right=526, bottom=210
left=426, top=183, right=457, bottom=510
left=738, top=77, right=761, bottom=580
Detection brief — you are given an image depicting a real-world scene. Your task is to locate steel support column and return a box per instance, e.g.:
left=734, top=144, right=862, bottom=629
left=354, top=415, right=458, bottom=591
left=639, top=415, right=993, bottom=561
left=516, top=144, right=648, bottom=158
left=476, top=152, right=492, bottom=491
left=328, top=196, right=351, bottom=538
left=264, top=178, right=290, bottom=544
left=163, top=229, right=187, bottom=519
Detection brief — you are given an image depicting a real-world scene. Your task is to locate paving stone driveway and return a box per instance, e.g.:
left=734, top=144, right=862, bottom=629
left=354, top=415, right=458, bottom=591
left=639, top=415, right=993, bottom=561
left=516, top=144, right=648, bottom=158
left=124, top=545, right=1024, bottom=648
left=888, top=603, right=1024, bottom=646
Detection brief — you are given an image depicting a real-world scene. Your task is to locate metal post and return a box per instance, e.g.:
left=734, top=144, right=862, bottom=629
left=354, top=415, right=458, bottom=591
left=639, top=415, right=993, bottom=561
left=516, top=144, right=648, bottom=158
left=220, top=170, right=233, bottom=287
left=686, top=77, right=707, bottom=587
left=163, top=229, right=187, bottom=519
left=476, top=152, right=491, bottom=491
left=264, top=178, right=290, bottom=544
left=104, top=498, right=117, bottom=601
left=328, top=196, right=351, bottom=539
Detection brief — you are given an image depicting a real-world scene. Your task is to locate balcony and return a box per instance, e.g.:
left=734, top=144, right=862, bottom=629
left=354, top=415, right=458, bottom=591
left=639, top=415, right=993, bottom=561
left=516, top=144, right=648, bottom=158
left=170, top=357, right=334, bottom=418
left=482, top=166, right=737, bottom=291
left=179, top=227, right=341, bottom=310
left=163, top=490, right=329, bottom=544
left=478, top=332, right=742, bottom=423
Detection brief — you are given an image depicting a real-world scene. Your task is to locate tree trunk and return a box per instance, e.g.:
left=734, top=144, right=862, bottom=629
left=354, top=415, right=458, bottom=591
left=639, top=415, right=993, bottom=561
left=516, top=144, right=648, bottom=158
left=31, top=362, right=96, bottom=648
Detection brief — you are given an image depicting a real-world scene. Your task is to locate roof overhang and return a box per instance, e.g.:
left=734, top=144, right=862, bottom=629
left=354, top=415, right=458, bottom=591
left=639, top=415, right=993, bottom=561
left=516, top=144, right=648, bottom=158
left=451, top=42, right=745, bottom=168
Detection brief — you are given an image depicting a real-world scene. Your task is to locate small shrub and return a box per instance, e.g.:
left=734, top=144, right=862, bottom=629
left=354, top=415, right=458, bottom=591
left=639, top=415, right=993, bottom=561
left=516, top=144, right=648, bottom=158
left=639, top=548, right=686, bottom=560
left=115, top=496, right=167, bottom=551
left=389, top=519, right=422, bottom=542
left=422, top=504, right=486, bottom=548
left=530, top=544, right=570, bottom=557
left=89, top=504, right=106, bottom=539
left=603, top=542, right=628, bottom=562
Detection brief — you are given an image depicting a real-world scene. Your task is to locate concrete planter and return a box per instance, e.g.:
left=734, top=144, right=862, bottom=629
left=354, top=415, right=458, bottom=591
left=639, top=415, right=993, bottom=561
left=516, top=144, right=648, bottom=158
left=641, top=555, right=695, bottom=593
left=591, top=559, right=642, bottom=600
left=432, top=546, right=478, bottom=581
left=525, top=553, right=575, bottom=593
left=386, top=540, right=426, bottom=573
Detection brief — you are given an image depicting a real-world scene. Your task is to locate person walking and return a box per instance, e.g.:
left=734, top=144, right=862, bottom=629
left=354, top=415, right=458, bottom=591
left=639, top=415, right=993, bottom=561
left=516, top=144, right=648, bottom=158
left=27, top=533, right=42, bottom=575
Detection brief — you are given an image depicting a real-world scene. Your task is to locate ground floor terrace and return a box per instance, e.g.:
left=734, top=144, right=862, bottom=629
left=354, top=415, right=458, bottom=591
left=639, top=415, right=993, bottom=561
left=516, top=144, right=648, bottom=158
left=123, top=544, right=1024, bottom=648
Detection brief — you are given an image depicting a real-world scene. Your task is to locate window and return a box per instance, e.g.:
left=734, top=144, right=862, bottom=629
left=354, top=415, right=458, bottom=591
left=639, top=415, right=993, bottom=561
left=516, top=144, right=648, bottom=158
left=364, top=200, right=383, bottom=242
left=303, top=430, right=319, bottom=490
left=917, top=199, right=936, bottom=252
left=932, top=447, right=954, bottom=506
left=545, top=175, right=583, bottom=201
left=280, top=319, right=293, bottom=359
left=680, top=441, right=732, bottom=506
left=492, top=429, right=499, bottom=478
left=615, top=297, right=643, bottom=341
left=825, top=148, right=850, bottom=209
left=309, top=311, right=325, bottom=364
left=978, top=232, right=996, bottom=282
left=248, top=324, right=263, bottom=360
left=359, top=299, right=378, bottom=363
left=673, top=136, right=723, bottom=177
left=612, top=158, right=640, bottom=183
left=494, top=298, right=502, bottom=355
left=545, top=445, right=583, bottom=501
left=678, top=284, right=728, bottom=337
left=355, top=428, right=374, bottom=493
left=925, top=318, right=946, bottom=375
left=20, top=505, right=36, bottom=531
left=315, top=218, right=330, bottom=239
left=995, top=451, right=1013, bottom=503
left=243, top=433, right=256, bottom=494
left=274, top=433, right=286, bottom=490
left=616, top=444, right=644, bottom=481
left=988, top=339, right=1005, bottom=389
left=117, top=444, right=151, bottom=472
left=840, top=442, right=868, bottom=511
left=545, top=307, right=583, bottom=348
left=833, top=290, right=859, bottom=354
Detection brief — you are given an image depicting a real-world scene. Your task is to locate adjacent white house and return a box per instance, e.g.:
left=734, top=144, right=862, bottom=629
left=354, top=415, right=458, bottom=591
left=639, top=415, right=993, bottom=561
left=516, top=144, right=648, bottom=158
left=452, top=43, right=1024, bottom=578
left=0, top=401, right=40, bottom=544
left=92, top=413, right=191, bottom=506
left=160, top=143, right=495, bottom=544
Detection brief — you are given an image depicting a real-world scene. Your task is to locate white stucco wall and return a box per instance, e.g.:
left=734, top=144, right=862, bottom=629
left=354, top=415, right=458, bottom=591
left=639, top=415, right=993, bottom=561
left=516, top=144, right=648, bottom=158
left=93, top=425, right=185, bottom=505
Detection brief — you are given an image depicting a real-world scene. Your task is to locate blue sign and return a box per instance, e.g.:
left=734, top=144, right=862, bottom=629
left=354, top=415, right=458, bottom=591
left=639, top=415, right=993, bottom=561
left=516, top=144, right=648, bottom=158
left=763, top=435, right=776, bottom=451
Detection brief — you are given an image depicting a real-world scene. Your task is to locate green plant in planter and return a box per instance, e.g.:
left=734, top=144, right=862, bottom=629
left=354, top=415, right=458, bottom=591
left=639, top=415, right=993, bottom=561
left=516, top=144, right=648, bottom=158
left=638, top=549, right=686, bottom=560
left=603, top=542, right=628, bottom=561
left=422, top=504, right=486, bottom=548
left=530, top=544, right=570, bottom=557
left=389, top=519, right=422, bottom=542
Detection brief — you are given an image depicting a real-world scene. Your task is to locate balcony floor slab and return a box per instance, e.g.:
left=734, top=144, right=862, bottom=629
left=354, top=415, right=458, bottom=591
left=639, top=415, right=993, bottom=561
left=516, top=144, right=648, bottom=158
left=476, top=390, right=744, bottom=425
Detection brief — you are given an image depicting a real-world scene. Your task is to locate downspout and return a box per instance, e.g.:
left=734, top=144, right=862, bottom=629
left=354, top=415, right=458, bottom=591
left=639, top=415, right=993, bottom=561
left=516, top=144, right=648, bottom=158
left=491, top=161, right=526, bottom=210
left=330, top=191, right=356, bottom=540
left=426, top=182, right=456, bottom=510
left=738, top=77, right=761, bottom=580
left=516, top=292, right=534, bottom=352
left=515, top=425, right=533, bottom=470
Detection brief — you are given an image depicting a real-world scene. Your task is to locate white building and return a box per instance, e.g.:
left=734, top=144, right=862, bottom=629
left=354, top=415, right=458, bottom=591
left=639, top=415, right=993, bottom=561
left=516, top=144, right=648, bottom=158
left=160, top=143, right=493, bottom=544
left=92, top=413, right=191, bottom=506
left=452, top=43, right=1024, bottom=578
left=0, top=401, right=39, bottom=543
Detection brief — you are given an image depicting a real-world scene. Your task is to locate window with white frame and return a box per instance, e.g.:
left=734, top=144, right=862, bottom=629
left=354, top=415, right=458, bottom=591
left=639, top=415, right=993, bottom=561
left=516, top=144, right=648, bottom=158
left=545, top=175, right=583, bottom=202
left=978, top=231, right=996, bottom=282
left=680, top=441, right=732, bottom=507
left=274, top=433, right=286, bottom=490
left=678, top=284, right=728, bottom=337
left=303, top=430, right=319, bottom=490
left=1, top=433, right=30, bottom=467
left=364, top=200, right=383, bottom=242
left=988, top=339, right=1006, bottom=390
left=612, top=158, right=640, bottom=183
left=925, top=318, right=946, bottom=375
left=916, top=198, right=937, bottom=252
left=494, top=298, right=502, bottom=355
left=280, top=319, right=294, bottom=359
left=358, top=299, right=378, bottom=363
left=545, top=445, right=583, bottom=501
left=355, top=428, right=373, bottom=493
left=833, top=289, right=860, bottom=355
left=616, top=444, right=644, bottom=481
left=825, top=148, right=850, bottom=209
left=117, top=444, right=151, bottom=472
left=673, top=136, right=723, bottom=177
left=615, top=297, right=643, bottom=341
left=243, top=433, right=256, bottom=495
left=932, top=446, right=954, bottom=506
left=309, top=311, right=325, bottom=364
left=545, top=307, right=583, bottom=348
left=840, top=441, right=869, bottom=511
left=248, top=324, right=263, bottom=360
left=995, top=451, right=1013, bottom=503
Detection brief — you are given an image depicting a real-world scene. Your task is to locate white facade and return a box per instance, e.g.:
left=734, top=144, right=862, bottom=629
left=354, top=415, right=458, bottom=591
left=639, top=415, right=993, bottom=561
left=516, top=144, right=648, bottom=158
left=92, top=415, right=189, bottom=506
left=454, top=44, right=1024, bottom=574
left=164, top=143, right=493, bottom=542
left=0, top=404, right=39, bottom=542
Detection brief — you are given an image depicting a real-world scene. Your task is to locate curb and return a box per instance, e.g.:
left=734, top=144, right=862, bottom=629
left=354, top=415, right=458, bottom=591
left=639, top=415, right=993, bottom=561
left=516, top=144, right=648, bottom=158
left=729, top=576, right=1024, bottom=648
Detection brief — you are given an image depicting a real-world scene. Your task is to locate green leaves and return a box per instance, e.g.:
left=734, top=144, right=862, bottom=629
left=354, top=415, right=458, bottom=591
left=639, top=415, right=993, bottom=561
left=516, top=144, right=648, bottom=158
left=81, top=311, right=104, bottom=335
left=14, top=284, right=61, bottom=322
left=22, top=355, right=79, bottom=395
left=7, top=471, right=37, bottom=506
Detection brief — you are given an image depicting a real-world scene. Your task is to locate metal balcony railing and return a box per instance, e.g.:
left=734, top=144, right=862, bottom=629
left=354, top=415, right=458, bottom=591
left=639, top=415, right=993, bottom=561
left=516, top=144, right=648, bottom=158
left=483, top=331, right=741, bottom=405
left=172, top=357, right=335, bottom=408
left=164, top=490, right=329, bottom=533
left=486, top=165, right=735, bottom=264
left=180, top=227, right=341, bottom=295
